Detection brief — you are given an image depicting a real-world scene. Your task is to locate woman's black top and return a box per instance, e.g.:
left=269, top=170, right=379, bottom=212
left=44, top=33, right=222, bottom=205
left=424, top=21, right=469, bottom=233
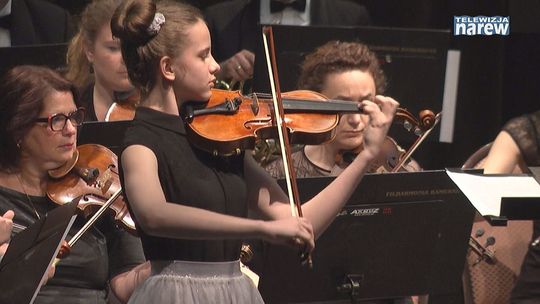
left=0, top=186, right=145, bottom=304
left=77, top=84, right=99, bottom=122
left=120, top=107, right=248, bottom=262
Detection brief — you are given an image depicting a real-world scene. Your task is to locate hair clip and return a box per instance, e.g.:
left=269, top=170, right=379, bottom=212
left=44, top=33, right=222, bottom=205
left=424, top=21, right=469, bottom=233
left=147, top=12, right=165, bottom=36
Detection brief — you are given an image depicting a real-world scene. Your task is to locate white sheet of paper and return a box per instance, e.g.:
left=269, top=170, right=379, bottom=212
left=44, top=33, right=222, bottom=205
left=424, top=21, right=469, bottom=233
left=446, top=170, right=540, bottom=216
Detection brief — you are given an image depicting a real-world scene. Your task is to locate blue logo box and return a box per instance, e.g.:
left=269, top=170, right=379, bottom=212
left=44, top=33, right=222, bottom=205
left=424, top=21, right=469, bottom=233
left=454, top=16, right=510, bottom=36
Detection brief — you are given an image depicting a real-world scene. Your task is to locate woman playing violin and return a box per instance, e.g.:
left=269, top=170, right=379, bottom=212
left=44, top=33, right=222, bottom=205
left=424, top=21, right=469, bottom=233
left=0, top=65, right=147, bottom=304
left=112, top=1, right=397, bottom=303
left=265, top=41, right=420, bottom=179
left=65, top=0, right=136, bottom=122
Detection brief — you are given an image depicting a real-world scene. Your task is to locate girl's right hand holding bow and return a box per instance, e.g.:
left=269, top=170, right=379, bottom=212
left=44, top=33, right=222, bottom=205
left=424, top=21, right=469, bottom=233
left=260, top=216, right=315, bottom=253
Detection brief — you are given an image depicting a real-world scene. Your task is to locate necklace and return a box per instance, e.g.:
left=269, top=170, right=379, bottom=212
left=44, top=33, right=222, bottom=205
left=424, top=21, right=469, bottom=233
left=302, top=147, right=332, bottom=173
left=16, top=174, right=42, bottom=220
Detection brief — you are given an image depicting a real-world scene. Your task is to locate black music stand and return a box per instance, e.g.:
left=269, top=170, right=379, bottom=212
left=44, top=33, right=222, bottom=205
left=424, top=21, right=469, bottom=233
left=499, top=166, right=540, bottom=220
left=0, top=43, right=68, bottom=77
left=448, top=168, right=540, bottom=226
left=257, top=170, right=476, bottom=304
left=78, top=120, right=132, bottom=156
left=0, top=201, right=77, bottom=304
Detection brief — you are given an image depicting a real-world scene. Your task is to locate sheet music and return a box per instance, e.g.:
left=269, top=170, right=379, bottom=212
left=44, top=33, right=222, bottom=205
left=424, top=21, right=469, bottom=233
left=446, top=170, right=540, bottom=216
left=0, top=201, right=78, bottom=304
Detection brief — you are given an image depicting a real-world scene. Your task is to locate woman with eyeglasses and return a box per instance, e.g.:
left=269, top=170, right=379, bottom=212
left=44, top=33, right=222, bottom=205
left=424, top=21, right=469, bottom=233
left=0, top=65, right=148, bottom=304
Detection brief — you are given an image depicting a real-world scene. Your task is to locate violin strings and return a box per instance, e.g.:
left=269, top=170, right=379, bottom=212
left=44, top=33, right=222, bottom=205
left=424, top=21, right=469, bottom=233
left=12, top=222, right=26, bottom=232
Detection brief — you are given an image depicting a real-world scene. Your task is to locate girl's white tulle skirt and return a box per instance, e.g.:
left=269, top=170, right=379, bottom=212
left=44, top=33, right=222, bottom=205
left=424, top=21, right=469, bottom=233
left=128, top=260, right=264, bottom=304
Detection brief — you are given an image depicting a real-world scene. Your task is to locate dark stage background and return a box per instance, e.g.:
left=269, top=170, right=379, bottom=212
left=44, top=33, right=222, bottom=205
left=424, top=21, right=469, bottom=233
left=49, top=0, right=540, bottom=170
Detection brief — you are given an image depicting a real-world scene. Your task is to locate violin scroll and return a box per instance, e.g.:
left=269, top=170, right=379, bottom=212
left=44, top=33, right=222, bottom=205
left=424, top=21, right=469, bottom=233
left=468, top=235, right=496, bottom=266
left=419, top=109, right=436, bottom=130
left=395, top=108, right=436, bottom=136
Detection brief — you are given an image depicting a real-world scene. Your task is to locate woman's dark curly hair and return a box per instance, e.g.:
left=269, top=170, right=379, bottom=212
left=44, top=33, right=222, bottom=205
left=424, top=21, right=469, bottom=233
left=297, top=41, right=386, bottom=95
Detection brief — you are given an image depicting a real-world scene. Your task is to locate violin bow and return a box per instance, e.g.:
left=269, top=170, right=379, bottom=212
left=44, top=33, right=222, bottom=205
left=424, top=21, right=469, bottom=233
left=262, top=26, right=312, bottom=267
left=9, top=190, right=122, bottom=266
left=53, top=189, right=122, bottom=266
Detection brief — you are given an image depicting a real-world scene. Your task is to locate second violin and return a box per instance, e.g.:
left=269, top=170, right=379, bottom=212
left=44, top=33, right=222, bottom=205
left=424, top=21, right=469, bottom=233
left=47, top=144, right=136, bottom=234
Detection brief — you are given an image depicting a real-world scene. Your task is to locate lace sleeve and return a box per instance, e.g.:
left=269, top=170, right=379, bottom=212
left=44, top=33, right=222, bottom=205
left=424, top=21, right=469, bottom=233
left=503, top=111, right=540, bottom=166
left=263, top=149, right=335, bottom=179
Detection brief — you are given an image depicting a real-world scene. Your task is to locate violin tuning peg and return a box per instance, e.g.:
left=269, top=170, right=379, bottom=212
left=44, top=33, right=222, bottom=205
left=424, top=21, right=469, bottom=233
left=475, top=228, right=485, bottom=237
left=403, top=120, right=412, bottom=132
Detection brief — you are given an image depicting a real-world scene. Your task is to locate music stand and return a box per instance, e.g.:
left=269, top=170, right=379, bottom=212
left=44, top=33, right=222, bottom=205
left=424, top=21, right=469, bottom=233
left=258, top=170, right=475, bottom=303
left=0, top=201, right=77, bottom=304
left=499, top=166, right=540, bottom=219
left=78, top=120, right=132, bottom=156
left=0, top=43, right=68, bottom=77
left=447, top=168, right=540, bottom=225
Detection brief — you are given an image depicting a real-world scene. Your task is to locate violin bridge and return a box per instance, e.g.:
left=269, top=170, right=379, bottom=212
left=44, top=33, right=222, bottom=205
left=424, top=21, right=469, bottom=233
left=251, top=94, right=259, bottom=115
left=95, top=168, right=113, bottom=194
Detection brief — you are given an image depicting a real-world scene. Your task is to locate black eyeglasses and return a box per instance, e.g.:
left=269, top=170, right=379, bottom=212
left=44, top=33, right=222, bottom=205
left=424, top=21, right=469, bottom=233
left=34, top=107, right=86, bottom=132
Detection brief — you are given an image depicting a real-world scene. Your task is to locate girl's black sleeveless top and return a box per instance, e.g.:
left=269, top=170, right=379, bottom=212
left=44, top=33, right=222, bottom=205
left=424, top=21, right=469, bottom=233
left=120, top=107, right=247, bottom=262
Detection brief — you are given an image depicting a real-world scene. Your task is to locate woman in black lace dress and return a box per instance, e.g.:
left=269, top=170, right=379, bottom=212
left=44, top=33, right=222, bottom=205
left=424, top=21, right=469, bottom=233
left=484, top=111, right=540, bottom=303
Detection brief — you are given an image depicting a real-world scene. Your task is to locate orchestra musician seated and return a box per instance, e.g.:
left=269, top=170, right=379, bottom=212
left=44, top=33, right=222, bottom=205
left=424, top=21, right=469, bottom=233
left=65, top=0, right=137, bottom=122
left=0, top=65, right=148, bottom=304
left=264, top=40, right=421, bottom=179
left=483, top=110, right=540, bottom=303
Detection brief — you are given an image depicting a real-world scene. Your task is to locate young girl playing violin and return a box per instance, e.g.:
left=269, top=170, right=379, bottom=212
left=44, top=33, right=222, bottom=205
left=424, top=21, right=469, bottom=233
left=265, top=41, right=421, bottom=179
left=65, top=0, right=136, bottom=122
left=111, top=0, right=397, bottom=303
left=0, top=65, right=147, bottom=304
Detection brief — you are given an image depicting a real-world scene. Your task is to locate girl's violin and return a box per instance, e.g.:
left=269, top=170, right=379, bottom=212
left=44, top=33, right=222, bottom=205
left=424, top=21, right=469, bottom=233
left=184, top=88, right=363, bottom=156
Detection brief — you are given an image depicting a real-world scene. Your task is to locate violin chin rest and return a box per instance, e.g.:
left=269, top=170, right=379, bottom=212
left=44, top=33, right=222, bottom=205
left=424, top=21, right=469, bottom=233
left=48, top=149, right=79, bottom=179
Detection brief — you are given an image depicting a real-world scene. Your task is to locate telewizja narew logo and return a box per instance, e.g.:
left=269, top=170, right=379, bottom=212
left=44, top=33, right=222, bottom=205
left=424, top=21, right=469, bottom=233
left=454, top=16, right=510, bottom=36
